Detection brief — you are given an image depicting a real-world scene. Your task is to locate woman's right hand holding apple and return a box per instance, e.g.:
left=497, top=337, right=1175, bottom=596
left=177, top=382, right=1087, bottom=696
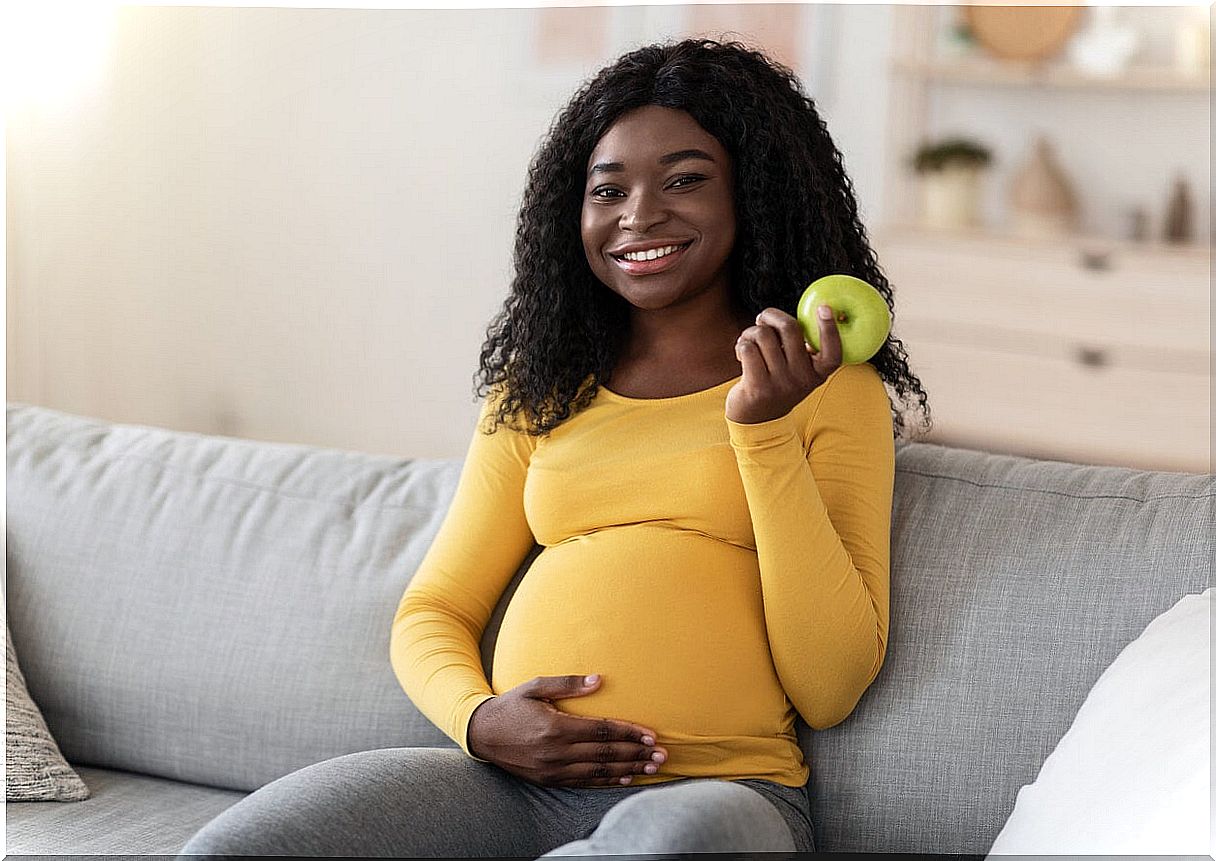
left=466, top=674, right=667, bottom=787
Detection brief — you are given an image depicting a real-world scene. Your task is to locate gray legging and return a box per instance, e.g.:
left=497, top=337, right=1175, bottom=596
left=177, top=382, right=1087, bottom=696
left=178, top=748, right=816, bottom=857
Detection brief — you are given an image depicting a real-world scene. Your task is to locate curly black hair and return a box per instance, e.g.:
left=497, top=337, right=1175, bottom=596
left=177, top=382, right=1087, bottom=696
left=474, top=37, right=931, bottom=440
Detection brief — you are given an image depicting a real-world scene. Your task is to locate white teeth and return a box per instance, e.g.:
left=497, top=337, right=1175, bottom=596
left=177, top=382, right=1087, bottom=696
left=620, top=243, right=687, bottom=262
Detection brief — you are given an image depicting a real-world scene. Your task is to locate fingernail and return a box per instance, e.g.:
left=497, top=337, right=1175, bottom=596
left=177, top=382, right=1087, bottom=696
left=644, top=763, right=658, bottom=774
left=619, top=776, right=632, bottom=785
left=641, top=735, right=655, bottom=746
left=818, top=305, right=832, bottom=320
left=584, top=674, right=599, bottom=685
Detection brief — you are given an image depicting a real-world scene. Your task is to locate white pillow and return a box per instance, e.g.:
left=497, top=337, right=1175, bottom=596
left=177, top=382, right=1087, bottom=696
left=986, top=588, right=1210, bottom=855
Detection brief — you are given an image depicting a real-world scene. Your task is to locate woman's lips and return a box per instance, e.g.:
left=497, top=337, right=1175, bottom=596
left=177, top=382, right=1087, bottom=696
left=611, top=242, right=692, bottom=276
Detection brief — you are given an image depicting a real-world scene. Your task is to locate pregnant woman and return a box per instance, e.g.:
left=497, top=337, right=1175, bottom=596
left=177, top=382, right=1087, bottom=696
left=180, top=37, right=929, bottom=859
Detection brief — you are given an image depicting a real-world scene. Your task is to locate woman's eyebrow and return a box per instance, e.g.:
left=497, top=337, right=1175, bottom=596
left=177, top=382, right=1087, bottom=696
left=588, top=148, right=716, bottom=176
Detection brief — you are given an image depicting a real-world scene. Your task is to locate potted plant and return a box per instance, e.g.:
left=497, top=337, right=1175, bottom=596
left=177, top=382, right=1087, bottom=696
left=910, top=137, right=993, bottom=230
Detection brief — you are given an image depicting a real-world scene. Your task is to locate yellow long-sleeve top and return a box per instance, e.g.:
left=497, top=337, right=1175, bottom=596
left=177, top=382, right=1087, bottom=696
left=390, top=361, right=894, bottom=788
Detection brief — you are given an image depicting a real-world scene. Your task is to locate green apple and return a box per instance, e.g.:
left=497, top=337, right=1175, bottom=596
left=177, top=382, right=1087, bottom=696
left=796, top=274, right=891, bottom=365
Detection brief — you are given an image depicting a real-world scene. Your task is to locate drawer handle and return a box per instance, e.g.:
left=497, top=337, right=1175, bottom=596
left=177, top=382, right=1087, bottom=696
left=1074, top=346, right=1110, bottom=368
left=1079, top=250, right=1112, bottom=271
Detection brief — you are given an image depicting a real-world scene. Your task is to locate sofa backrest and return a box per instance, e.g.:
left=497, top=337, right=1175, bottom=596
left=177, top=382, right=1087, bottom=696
left=805, top=441, right=1211, bottom=853
left=6, top=402, right=464, bottom=792
left=6, top=402, right=1212, bottom=854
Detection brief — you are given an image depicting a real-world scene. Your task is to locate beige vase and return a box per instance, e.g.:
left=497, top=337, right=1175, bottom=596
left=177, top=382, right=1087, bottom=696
left=920, top=164, right=984, bottom=231
left=1009, top=135, right=1079, bottom=239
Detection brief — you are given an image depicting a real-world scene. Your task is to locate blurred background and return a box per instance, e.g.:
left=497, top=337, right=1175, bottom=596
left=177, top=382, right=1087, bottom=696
left=5, top=2, right=1211, bottom=471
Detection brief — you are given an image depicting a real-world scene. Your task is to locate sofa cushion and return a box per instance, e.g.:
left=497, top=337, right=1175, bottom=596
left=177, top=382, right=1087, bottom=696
left=800, top=441, right=1213, bottom=854
left=6, top=402, right=484, bottom=792
left=5, top=620, right=91, bottom=802
left=986, top=587, right=1210, bottom=854
left=5, top=765, right=246, bottom=854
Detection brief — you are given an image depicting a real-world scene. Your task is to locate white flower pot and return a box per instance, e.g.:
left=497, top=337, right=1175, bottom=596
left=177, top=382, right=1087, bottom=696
left=919, top=165, right=984, bottom=230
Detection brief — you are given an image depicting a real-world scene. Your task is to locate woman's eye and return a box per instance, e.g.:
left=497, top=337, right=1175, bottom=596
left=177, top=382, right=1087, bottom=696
left=590, top=175, right=704, bottom=200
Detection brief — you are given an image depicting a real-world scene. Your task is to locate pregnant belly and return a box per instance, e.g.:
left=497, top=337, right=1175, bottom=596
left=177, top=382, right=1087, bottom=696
left=490, top=525, right=790, bottom=738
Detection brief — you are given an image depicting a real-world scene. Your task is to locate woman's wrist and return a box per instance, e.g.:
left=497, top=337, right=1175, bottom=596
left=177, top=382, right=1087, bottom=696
left=467, top=696, right=498, bottom=759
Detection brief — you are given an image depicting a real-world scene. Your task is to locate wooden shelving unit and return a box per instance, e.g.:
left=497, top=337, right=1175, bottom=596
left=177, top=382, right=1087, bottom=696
left=877, top=6, right=1211, bottom=474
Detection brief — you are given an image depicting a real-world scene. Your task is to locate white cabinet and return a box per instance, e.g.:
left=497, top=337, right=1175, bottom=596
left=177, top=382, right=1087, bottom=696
left=874, top=225, right=1209, bottom=473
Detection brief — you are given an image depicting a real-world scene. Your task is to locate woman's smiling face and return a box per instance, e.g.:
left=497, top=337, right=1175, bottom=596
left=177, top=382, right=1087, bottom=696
left=581, top=105, right=737, bottom=315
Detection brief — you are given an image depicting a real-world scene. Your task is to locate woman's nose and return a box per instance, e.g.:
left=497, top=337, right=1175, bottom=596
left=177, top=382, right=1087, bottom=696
left=620, top=189, right=669, bottom=232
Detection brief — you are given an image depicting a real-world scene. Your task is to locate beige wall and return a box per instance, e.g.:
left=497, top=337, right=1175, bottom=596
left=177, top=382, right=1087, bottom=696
left=6, top=4, right=846, bottom=458
left=7, top=5, right=1209, bottom=459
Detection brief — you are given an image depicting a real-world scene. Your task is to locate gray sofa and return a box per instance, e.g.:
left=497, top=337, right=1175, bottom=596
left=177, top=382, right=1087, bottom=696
left=6, top=400, right=1211, bottom=857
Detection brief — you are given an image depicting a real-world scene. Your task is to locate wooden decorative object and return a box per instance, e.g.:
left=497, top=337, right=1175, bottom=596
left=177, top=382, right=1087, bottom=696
left=1009, top=135, right=1079, bottom=238
left=963, top=5, right=1085, bottom=62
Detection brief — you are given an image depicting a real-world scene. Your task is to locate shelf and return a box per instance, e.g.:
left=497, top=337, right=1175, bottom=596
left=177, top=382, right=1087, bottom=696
left=873, top=221, right=1212, bottom=263
left=893, top=57, right=1211, bottom=93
